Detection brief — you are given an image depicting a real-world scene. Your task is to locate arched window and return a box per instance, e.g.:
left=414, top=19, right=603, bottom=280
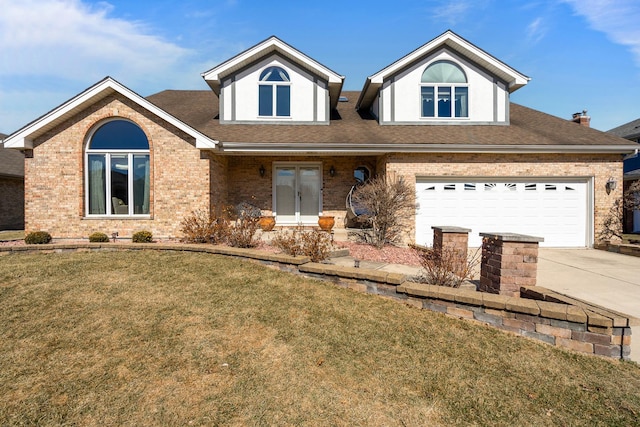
left=85, top=119, right=150, bottom=216
left=420, top=60, right=468, bottom=118
left=259, top=66, right=291, bottom=117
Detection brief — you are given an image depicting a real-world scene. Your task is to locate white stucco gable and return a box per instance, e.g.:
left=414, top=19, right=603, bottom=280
left=356, top=30, right=530, bottom=125
left=201, top=36, right=345, bottom=124
left=3, top=77, right=218, bottom=150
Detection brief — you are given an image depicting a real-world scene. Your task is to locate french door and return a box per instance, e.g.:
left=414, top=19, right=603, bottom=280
left=274, top=163, right=321, bottom=224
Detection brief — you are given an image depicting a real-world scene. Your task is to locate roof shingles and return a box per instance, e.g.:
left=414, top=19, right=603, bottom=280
left=146, top=90, right=635, bottom=149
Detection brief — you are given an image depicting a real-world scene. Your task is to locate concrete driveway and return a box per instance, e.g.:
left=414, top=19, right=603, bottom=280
left=537, top=248, right=640, bottom=320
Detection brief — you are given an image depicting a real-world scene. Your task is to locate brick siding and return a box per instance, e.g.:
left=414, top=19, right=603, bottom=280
left=24, top=99, right=623, bottom=245
left=25, top=94, right=211, bottom=239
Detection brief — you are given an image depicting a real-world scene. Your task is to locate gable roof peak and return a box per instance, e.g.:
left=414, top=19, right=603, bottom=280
left=3, top=76, right=217, bottom=150
left=356, top=30, right=530, bottom=111
left=201, top=35, right=345, bottom=109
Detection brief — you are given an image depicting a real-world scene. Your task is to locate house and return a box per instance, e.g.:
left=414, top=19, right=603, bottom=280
left=3, top=31, right=637, bottom=247
left=0, top=133, right=25, bottom=230
left=607, top=119, right=640, bottom=233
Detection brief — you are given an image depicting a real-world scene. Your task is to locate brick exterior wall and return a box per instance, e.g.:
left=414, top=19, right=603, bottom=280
left=24, top=99, right=623, bottom=245
left=25, top=94, right=211, bottom=239
left=0, top=176, right=24, bottom=230
left=227, top=156, right=377, bottom=227
left=385, top=153, right=623, bottom=245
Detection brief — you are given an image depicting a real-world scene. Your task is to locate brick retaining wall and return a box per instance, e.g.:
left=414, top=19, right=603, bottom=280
left=0, top=242, right=635, bottom=361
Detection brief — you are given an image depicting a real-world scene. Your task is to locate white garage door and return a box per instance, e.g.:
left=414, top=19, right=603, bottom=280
left=415, top=180, right=590, bottom=248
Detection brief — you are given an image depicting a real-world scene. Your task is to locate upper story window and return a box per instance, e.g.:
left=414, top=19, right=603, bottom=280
left=85, top=119, right=150, bottom=216
left=259, top=66, right=291, bottom=117
left=420, top=60, right=468, bottom=118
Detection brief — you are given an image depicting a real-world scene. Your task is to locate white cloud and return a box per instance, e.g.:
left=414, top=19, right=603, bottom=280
left=561, top=0, right=640, bottom=66
left=0, top=0, right=205, bottom=133
left=432, top=1, right=473, bottom=25
left=0, top=0, right=194, bottom=82
left=526, top=17, right=547, bottom=44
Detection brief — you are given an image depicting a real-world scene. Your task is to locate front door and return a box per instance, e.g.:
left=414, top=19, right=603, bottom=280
left=274, top=164, right=321, bottom=225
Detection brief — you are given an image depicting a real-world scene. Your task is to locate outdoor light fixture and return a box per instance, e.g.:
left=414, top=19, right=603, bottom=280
left=259, top=165, right=266, bottom=177
left=329, top=165, right=336, bottom=177
left=606, top=177, right=617, bottom=193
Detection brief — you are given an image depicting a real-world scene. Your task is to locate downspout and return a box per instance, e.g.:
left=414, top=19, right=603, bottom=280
left=623, top=149, right=638, bottom=161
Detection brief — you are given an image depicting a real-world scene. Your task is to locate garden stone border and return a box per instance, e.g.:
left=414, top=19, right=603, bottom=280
left=1, top=242, right=636, bottom=361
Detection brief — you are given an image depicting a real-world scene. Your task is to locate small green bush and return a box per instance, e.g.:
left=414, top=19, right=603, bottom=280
left=88, top=232, right=110, bottom=243
left=24, top=231, right=52, bottom=245
left=132, top=230, right=153, bottom=243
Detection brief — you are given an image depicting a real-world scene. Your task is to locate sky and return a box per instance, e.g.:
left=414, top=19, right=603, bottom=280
left=1, top=0, right=640, bottom=134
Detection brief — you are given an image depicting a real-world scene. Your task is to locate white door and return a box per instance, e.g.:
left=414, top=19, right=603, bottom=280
left=415, top=180, right=590, bottom=247
left=274, top=165, right=321, bottom=224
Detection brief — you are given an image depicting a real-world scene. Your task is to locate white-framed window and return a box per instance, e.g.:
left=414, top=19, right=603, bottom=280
left=259, top=66, right=291, bottom=117
left=85, top=119, right=150, bottom=216
left=420, top=60, right=468, bottom=118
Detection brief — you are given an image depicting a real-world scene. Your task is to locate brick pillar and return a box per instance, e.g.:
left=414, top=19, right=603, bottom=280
left=431, top=226, right=471, bottom=281
left=431, top=226, right=471, bottom=259
left=479, top=232, right=544, bottom=297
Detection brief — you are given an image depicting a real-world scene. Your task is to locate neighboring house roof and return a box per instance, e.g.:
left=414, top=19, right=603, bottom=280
left=608, top=118, right=640, bottom=141
left=146, top=89, right=637, bottom=155
left=607, top=118, right=640, bottom=174
left=202, top=36, right=345, bottom=110
left=356, top=30, right=531, bottom=111
left=0, top=133, right=24, bottom=178
left=2, top=77, right=219, bottom=150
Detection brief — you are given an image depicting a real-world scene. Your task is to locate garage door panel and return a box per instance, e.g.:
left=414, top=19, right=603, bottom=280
left=416, top=179, right=589, bottom=248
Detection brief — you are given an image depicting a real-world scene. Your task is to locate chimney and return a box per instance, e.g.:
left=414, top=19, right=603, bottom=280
left=571, top=110, right=590, bottom=127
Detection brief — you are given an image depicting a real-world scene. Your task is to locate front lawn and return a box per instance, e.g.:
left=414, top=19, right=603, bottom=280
left=0, top=251, right=639, bottom=426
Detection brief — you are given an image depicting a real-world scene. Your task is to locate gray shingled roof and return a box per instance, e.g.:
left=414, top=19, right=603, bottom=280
left=146, top=90, right=635, bottom=149
left=0, top=133, right=24, bottom=178
left=608, top=118, right=640, bottom=141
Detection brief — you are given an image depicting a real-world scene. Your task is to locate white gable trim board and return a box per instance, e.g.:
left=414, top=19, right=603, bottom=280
left=415, top=178, right=592, bottom=248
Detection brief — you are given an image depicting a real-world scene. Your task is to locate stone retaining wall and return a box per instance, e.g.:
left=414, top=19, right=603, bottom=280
left=0, top=242, right=635, bottom=361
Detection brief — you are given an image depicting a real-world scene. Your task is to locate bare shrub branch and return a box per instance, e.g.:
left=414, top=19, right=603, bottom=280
left=351, top=174, right=415, bottom=249
left=271, top=228, right=332, bottom=262
left=411, top=244, right=480, bottom=288
left=180, top=207, right=230, bottom=244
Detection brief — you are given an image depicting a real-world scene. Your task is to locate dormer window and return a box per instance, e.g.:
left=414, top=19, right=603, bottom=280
left=420, top=60, right=468, bottom=118
left=259, top=66, right=291, bottom=117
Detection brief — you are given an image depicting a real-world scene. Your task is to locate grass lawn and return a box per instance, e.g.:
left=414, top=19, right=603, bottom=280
left=0, top=230, right=24, bottom=241
left=1, top=251, right=639, bottom=426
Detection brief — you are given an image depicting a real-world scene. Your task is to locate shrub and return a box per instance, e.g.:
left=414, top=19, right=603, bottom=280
left=89, top=232, right=110, bottom=243
left=132, top=230, right=153, bottom=243
left=226, top=202, right=261, bottom=248
left=24, top=231, right=52, bottom=245
left=271, top=230, right=301, bottom=256
left=180, top=208, right=230, bottom=244
left=411, top=244, right=480, bottom=288
left=351, top=174, right=415, bottom=249
left=271, top=228, right=332, bottom=262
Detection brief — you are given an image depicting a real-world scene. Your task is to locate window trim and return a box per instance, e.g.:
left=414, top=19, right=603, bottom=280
left=84, top=119, right=151, bottom=218
left=420, top=60, right=469, bottom=120
left=258, top=66, right=292, bottom=119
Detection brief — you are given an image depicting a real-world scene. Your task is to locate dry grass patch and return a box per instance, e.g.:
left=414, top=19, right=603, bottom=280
left=0, top=251, right=639, bottom=426
left=0, top=230, right=24, bottom=241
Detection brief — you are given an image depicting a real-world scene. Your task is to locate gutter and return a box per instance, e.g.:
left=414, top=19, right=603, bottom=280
left=219, top=142, right=639, bottom=155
